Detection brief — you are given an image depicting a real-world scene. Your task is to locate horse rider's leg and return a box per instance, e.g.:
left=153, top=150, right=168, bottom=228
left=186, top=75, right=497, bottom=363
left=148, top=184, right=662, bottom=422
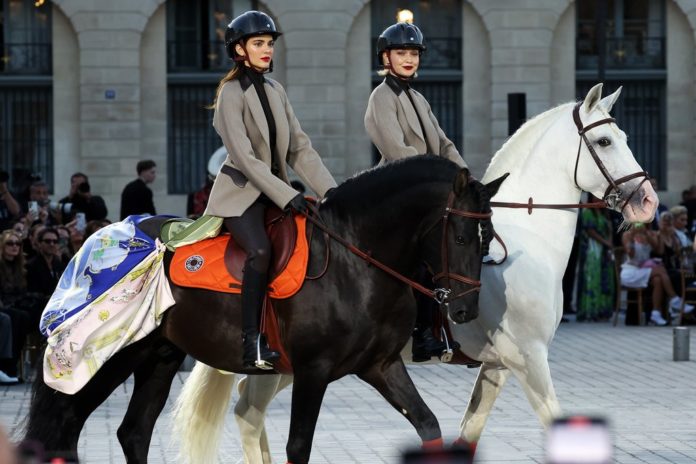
left=285, top=367, right=331, bottom=464
left=117, top=340, right=186, bottom=463
left=358, top=359, right=441, bottom=446
left=236, top=374, right=294, bottom=464
left=501, top=342, right=561, bottom=427
left=458, top=363, right=512, bottom=447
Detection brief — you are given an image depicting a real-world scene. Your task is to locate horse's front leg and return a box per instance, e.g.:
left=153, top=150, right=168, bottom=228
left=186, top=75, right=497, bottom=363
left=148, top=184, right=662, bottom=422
left=235, top=373, right=294, bottom=464
left=501, top=341, right=561, bottom=426
left=359, top=359, right=441, bottom=446
left=286, top=367, right=330, bottom=464
left=117, top=341, right=185, bottom=463
left=458, top=362, right=511, bottom=446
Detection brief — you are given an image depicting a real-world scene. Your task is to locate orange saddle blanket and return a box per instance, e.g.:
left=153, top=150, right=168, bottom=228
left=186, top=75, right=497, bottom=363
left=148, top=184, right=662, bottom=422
left=169, top=212, right=309, bottom=299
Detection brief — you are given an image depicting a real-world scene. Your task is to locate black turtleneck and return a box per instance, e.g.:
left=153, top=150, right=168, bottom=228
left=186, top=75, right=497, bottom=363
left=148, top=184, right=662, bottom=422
left=241, top=65, right=280, bottom=177
left=385, top=74, right=428, bottom=150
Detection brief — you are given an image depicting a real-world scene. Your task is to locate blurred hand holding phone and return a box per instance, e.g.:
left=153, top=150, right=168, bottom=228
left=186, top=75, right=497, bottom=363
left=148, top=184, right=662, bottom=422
left=545, top=416, right=612, bottom=464
left=28, top=201, right=39, bottom=221
left=75, top=212, right=87, bottom=233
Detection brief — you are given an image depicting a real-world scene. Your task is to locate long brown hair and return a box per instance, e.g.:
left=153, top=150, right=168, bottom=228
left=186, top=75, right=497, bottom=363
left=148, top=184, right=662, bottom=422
left=0, top=229, right=27, bottom=292
left=209, top=66, right=242, bottom=109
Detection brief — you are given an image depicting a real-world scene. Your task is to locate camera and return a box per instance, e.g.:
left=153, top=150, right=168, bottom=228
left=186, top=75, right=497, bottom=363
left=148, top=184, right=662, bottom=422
left=49, top=201, right=73, bottom=215
left=0, top=170, right=8, bottom=183
left=77, top=181, right=90, bottom=194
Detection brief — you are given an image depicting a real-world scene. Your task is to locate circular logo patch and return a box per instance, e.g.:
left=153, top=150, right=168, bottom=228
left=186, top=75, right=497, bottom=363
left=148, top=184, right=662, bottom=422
left=185, top=255, right=204, bottom=272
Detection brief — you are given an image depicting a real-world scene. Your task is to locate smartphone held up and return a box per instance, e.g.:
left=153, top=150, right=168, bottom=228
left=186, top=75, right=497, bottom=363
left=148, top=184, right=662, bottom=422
left=545, top=416, right=612, bottom=464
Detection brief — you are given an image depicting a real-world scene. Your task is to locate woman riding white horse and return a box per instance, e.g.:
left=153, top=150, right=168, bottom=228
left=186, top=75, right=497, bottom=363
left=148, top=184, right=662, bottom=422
left=173, top=83, right=658, bottom=463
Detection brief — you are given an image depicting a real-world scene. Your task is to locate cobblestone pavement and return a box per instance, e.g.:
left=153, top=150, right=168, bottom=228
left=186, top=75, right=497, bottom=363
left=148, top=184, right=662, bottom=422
left=2, top=321, right=696, bottom=463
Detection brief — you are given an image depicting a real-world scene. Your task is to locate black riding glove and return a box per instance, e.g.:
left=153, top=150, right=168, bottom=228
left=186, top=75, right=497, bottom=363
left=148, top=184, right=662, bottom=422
left=287, top=193, right=308, bottom=215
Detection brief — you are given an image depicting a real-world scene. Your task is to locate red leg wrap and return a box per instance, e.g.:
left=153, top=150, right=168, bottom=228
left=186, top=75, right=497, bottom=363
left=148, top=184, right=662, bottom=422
left=421, top=437, right=444, bottom=449
left=453, top=438, right=477, bottom=455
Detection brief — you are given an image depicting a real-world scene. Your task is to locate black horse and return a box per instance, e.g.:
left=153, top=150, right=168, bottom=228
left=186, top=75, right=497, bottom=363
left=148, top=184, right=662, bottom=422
left=24, top=156, right=505, bottom=464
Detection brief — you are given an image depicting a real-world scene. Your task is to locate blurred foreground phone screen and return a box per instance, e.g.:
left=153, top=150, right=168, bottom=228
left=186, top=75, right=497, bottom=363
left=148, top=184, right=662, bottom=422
left=402, top=445, right=473, bottom=464
left=545, top=416, right=612, bottom=464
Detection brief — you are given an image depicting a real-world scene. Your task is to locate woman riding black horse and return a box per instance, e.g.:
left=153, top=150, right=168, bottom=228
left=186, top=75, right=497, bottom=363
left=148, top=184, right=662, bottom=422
left=24, top=156, right=506, bottom=464
left=208, top=11, right=337, bottom=369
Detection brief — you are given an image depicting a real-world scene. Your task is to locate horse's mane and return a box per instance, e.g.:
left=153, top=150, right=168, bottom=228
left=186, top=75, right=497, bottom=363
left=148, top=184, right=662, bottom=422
left=325, top=155, right=460, bottom=213
left=482, top=102, right=574, bottom=183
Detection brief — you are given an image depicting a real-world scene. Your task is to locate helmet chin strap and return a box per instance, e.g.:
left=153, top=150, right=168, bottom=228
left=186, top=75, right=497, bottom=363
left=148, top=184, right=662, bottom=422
left=384, top=50, right=416, bottom=81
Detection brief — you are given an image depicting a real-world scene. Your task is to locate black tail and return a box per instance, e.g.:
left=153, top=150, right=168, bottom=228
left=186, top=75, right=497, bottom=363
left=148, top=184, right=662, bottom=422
left=22, top=333, right=161, bottom=458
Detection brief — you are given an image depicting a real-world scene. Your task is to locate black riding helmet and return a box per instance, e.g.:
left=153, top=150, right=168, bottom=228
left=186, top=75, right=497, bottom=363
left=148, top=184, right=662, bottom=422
left=376, top=22, right=426, bottom=66
left=225, top=11, right=282, bottom=59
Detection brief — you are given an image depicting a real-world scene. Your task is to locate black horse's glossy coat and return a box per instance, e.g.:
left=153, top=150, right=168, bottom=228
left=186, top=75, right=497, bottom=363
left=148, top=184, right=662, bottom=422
left=24, top=156, right=504, bottom=464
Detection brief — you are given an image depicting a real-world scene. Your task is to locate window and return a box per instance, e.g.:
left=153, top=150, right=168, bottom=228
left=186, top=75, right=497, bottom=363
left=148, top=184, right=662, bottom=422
left=576, top=0, right=666, bottom=186
left=166, top=0, right=254, bottom=194
left=0, top=0, right=52, bottom=192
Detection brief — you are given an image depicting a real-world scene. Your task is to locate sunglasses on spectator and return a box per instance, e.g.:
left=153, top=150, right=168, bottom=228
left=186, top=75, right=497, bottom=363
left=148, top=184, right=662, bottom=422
left=42, top=239, right=58, bottom=244
left=4, top=241, right=21, bottom=246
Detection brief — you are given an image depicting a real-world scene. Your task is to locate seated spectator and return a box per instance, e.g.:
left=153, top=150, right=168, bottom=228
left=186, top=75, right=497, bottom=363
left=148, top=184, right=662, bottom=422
left=656, top=212, right=681, bottom=272
left=23, top=223, right=46, bottom=261
left=23, top=180, right=59, bottom=227
left=58, top=172, right=108, bottom=224
left=575, top=198, right=615, bottom=322
left=0, top=308, right=19, bottom=384
left=84, top=218, right=111, bottom=240
left=26, top=227, right=66, bottom=327
left=0, top=230, right=31, bottom=380
left=620, top=223, right=693, bottom=325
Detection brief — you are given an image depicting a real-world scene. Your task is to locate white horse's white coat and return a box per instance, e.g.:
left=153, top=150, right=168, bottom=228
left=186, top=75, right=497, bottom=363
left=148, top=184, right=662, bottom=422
left=172, top=84, right=658, bottom=464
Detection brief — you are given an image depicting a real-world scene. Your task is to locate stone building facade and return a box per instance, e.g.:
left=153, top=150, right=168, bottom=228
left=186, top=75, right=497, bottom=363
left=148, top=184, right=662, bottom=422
left=6, top=0, right=696, bottom=218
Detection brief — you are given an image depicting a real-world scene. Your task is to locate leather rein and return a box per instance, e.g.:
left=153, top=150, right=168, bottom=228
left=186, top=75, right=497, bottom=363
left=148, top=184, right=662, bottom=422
left=303, top=191, right=492, bottom=305
left=484, top=100, right=650, bottom=265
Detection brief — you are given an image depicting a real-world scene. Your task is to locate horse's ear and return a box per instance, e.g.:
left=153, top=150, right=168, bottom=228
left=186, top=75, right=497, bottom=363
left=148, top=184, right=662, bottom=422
left=453, top=168, right=471, bottom=196
left=484, top=173, right=509, bottom=198
left=599, top=86, right=622, bottom=114
left=582, top=83, right=604, bottom=114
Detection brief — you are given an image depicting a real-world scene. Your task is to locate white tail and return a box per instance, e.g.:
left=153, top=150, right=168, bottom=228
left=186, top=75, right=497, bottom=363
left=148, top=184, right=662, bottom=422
left=171, top=362, right=235, bottom=464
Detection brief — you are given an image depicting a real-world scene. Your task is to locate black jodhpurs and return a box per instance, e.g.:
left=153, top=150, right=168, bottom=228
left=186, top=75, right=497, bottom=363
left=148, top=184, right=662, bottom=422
left=224, top=199, right=272, bottom=334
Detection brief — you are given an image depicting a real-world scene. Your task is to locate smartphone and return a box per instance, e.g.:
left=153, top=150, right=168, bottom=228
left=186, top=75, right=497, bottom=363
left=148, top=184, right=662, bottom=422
left=402, top=444, right=473, bottom=464
left=75, top=212, right=87, bottom=233
left=545, top=416, right=612, bottom=464
left=28, top=201, right=39, bottom=221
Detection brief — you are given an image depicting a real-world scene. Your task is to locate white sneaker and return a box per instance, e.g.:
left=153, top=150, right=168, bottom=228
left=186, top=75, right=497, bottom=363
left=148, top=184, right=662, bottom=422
left=669, top=296, right=695, bottom=314
left=0, top=370, right=18, bottom=384
left=650, top=310, right=668, bottom=326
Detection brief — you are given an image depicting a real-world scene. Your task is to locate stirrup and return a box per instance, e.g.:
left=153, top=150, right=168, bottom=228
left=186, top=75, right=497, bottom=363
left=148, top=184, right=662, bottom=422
left=254, top=336, right=276, bottom=371
left=438, top=327, right=454, bottom=363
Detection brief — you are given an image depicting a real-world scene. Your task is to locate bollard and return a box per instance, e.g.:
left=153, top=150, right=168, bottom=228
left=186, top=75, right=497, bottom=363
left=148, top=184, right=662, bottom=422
left=673, top=327, right=690, bottom=362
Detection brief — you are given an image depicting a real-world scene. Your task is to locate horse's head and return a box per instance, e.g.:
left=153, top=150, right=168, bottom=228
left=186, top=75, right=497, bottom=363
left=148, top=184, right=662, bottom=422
left=423, top=169, right=507, bottom=324
left=573, top=83, right=658, bottom=223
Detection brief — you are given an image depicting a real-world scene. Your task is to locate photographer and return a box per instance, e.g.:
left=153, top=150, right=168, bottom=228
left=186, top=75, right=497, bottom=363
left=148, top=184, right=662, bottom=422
left=0, top=170, right=21, bottom=231
left=58, top=172, right=108, bottom=224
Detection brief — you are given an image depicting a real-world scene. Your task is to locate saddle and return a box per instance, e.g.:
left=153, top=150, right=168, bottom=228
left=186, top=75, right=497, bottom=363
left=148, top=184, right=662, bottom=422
left=169, top=206, right=309, bottom=298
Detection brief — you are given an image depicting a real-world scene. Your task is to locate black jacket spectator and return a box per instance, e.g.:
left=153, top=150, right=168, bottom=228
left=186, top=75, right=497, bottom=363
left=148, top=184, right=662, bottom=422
left=120, top=160, right=157, bottom=220
left=59, top=173, right=108, bottom=223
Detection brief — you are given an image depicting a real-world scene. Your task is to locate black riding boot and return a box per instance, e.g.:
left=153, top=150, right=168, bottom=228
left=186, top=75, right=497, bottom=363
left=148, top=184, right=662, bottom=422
left=241, top=268, right=280, bottom=369
left=411, top=291, right=450, bottom=362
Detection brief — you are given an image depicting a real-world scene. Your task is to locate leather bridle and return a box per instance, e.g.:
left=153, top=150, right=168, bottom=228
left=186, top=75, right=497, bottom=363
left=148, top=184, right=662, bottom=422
left=571, top=100, right=649, bottom=212
left=303, top=190, right=491, bottom=305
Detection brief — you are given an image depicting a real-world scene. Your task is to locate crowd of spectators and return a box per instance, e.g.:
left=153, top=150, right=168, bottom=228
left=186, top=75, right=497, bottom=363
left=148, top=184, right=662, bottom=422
left=566, top=183, right=696, bottom=326
left=0, top=170, right=112, bottom=385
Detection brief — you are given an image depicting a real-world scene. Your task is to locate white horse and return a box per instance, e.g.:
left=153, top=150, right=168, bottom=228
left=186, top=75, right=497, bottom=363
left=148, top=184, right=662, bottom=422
left=172, top=83, right=658, bottom=463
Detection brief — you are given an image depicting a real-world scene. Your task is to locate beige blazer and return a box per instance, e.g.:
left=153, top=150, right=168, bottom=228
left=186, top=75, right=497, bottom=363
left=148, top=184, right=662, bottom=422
left=204, top=75, right=337, bottom=218
left=364, top=78, right=466, bottom=168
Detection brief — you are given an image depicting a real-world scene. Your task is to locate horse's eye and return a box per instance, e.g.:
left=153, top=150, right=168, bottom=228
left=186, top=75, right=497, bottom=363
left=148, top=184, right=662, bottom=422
left=597, top=137, right=611, bottom=147
left=455, top=235, right=466, bottom=245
